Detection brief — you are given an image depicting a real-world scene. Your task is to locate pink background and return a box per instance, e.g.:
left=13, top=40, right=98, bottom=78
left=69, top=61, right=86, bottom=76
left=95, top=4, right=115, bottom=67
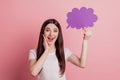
left=0, top=0, right=120, bottom=80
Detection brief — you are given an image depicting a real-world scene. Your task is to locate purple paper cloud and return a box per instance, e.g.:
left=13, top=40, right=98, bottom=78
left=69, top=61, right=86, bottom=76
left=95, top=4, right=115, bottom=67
left=66, top=7, right=98, bottom=29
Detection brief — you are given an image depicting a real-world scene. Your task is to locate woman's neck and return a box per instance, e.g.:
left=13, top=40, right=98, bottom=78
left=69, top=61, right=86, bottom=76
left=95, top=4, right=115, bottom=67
left=48, top=44, right=56, bottom=53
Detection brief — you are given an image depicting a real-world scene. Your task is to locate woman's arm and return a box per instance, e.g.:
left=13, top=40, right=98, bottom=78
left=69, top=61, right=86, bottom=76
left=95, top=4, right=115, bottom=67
left=68, top=28, right=92, bottom=68
left=29, top=49, right=49, bottom=76
left=29, top=35, right=50, bottom=76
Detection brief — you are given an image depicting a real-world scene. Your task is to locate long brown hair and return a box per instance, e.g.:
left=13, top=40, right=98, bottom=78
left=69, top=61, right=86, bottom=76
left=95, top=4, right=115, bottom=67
left=37, top=19, right=65, bottom=75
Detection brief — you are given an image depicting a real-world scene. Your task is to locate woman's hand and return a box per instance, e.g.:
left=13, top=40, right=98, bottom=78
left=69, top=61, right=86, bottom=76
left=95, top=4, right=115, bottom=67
left=82, top=28, right=92, bottom=40
left=43, top=35, right=50, bottom=51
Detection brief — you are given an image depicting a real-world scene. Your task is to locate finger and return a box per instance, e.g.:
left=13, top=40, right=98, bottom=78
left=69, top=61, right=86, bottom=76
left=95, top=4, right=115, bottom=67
left=43, top=34, right=45, bottom=38
left=85, top=30, right=92, bottom=37
left=82, top=27, right=86, bottom=31
left=43, top=34, right=48, bottom=44
left=82, top=27, right=89, bottom=32
left=43, top=34, right=47, bottom=46
left=43, top=34, right=46, bottom=44
left=43, top=34, right=46, bottom=41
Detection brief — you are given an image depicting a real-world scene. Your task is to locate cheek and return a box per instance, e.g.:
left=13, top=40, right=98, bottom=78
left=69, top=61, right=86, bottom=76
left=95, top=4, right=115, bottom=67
left=55, top=33, right=59, bottom=39
left=44, top=32, right=49, bottom=36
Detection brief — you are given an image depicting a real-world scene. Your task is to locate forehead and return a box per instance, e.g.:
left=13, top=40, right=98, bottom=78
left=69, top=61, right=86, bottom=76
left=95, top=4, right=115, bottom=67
left=45, top=23, right=58, bottom=29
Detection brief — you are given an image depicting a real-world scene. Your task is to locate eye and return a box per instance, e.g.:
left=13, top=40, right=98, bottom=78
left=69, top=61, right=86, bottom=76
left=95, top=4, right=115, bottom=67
left=54, top=28, right=58, bottom=32
left=45, top=28, right=50, bottom=32
left=54, top=29, right=58, bottom=32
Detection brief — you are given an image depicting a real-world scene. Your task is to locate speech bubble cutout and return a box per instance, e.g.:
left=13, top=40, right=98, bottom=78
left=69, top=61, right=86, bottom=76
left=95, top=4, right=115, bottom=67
left=66, top=7, right=98, bottom=29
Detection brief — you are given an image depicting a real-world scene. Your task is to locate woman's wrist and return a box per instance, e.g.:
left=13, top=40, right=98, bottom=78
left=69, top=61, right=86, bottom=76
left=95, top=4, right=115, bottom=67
left=45, top=48, right=49, bottom=53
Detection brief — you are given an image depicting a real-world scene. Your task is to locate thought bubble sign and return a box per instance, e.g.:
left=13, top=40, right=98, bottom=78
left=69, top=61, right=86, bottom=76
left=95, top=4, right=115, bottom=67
left=66, top=7, right=98, bottom=29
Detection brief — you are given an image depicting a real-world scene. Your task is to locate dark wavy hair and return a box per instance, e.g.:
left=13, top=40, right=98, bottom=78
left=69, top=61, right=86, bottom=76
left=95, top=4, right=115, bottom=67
left=36, top=19, right=65, bottom=75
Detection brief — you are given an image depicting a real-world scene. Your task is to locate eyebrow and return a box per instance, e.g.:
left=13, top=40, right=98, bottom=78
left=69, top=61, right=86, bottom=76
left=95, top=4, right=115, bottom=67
left=45, top=27, right=58, bottom=30
left=45, top=27, right=50, bottom=29
left=54, top=28, right=58, bottom=30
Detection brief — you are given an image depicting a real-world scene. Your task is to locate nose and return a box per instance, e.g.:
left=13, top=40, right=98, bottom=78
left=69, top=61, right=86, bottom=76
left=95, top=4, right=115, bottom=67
left=49, top=31, right=53, bottom=36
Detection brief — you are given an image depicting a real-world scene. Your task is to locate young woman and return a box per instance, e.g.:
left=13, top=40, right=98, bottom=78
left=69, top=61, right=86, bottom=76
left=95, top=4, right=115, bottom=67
left=29, top=19, right=92, bottom=80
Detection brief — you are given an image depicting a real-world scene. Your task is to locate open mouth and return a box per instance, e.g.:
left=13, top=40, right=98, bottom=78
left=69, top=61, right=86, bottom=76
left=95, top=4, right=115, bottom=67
left=47, top=36, right=55, bottom=42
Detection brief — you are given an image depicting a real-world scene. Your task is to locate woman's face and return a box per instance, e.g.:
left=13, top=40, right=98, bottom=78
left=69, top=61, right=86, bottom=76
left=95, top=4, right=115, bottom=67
left=44, top=23, right=59, bottom=45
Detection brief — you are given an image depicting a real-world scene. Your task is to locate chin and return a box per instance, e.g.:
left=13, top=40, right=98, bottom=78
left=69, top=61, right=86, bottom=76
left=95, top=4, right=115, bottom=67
left=48, top=42, right=55, bottom=45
